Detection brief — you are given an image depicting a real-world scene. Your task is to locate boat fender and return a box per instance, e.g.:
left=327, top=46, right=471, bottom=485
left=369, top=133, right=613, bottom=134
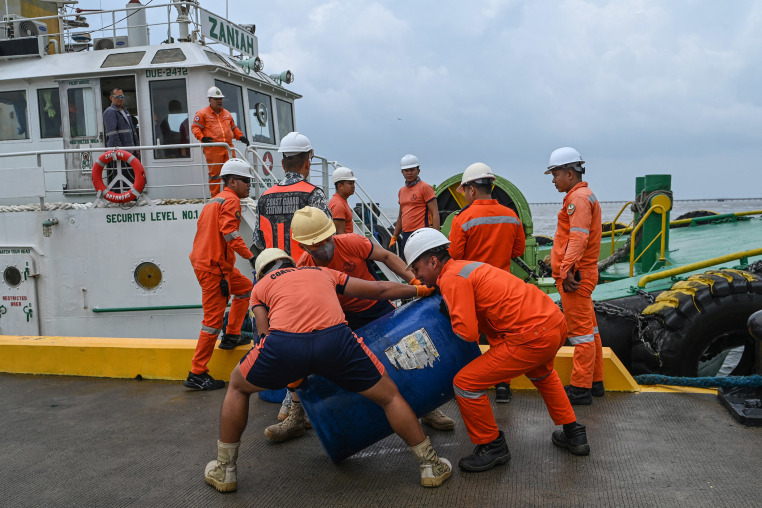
left=92, top=149, right=147, bottom=203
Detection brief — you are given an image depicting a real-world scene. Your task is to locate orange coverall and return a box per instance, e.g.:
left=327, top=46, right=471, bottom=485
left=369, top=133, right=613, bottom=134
left=448, top=199, right=525, bottom=272
left=191, top=106, right=243, bottom=197
left=438, top=259, right=576, bottom=444
left=188, top=188, right=254, bottom=374
left=550, top=181, right=603, bottom=388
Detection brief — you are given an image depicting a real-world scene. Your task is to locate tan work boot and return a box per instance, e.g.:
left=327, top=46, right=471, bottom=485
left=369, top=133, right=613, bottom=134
left=265, top=401, right=307, bottom=442
left=204, top=440, right=239, bottom=492
left=420, top=408, right=455, bottom=431
left=409, top=436, right=452, bottom=487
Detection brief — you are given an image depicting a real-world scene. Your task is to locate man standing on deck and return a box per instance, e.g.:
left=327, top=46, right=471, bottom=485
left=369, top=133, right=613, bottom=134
left=390, top=154, right=440, bottom=260
left=103, top=88, right=138, bottom=192
left=262, top=207, right=455, bottom=442
left=404, top=228, right=590, bottom=473
left=546, top=147, right=604, bottom=405
left=203, top=248, right=451, bottom=492
left=252, top=131, right=330, bottom=261
left=329, top=166, right=357, bottom=234
left=185, top=159, right=256, bottom=391
left=191, top=86, right=249, bottom=197
left=448, top=162, right=526, bottom=403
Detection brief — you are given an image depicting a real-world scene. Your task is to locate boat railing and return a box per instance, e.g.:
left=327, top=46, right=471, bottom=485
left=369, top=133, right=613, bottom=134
left=628, top=195, right=672, bottom=277
left=609, top=201, right=634, bottom=255
left=637, top=248, right=762, bottom=288
left=2, top=2, right=233, bottom=55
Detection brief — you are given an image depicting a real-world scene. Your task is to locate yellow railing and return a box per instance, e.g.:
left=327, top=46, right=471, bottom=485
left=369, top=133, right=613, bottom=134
left=629, top=195, right=672, bottom=277
left=609, top=201, right=634, bottom=255
left=637, top=248, right=762, bottom=288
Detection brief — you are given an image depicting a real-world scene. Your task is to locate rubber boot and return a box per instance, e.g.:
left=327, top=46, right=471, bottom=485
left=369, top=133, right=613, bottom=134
left=458, top=431, right=511, bottom=472
left=408, top=436, right=452, bottom=487
left=552, top=423, right=590, bottom=456
left=420, top=408, right=455, bottom=431
left=495, top=382, right=512, bottom=403
left=219, top=334, right=251, bottom=350
left=264, top=401, right=307, bottom=442
left=591, top=381, right=605, bottom=397
left=565, top=384, right=593, bottom=405
left=204, top=440, right=239, bottom=492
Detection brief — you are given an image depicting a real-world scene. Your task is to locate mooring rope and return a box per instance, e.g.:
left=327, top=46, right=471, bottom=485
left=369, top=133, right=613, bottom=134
left=634, top=374, right=762, bottom=388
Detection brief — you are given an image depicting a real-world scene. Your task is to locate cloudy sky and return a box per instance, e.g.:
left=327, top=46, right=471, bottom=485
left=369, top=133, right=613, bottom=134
left=98, top=0, right=762, bottom=203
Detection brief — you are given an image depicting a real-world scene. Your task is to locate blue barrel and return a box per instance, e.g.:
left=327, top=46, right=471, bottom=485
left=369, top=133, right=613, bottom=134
left=297, top=295, right=481, bottom=463
left=258, top=388, right=287, bottom=403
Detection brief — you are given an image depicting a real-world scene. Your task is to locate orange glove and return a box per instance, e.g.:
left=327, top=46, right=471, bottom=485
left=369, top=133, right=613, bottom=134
left=415, top=285, right=435, bottom=297
left=409, top=278, right=422, bottom=286
left=389, top=236, right=397, bottom=248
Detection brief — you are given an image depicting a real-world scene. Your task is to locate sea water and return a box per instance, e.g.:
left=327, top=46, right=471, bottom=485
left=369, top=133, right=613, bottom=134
left=380, top=198, right=762, bottom=238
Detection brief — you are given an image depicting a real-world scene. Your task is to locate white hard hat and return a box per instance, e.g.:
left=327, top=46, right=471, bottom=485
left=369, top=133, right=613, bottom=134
left=291, top=206, right=336, bottom=245
left=332, top=166, right=357, bottom=184
left=546, top=147, right=584, bottom=174
left=403, top=227, right=450, bottom=269
left=457, top=162, right=495, bottom=193
left=220, top=158, right=253, bottom=178
left=278, top=131, right=313, bottom=156
left=400, top=154, right=420, bottom=170
left=207, top=86, right=225, bottom=98
left=255, top=248, right=295, bottom=280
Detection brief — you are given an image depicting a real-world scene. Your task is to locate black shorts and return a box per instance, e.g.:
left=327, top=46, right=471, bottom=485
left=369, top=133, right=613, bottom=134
left=238, top=323, right=385, bottom=392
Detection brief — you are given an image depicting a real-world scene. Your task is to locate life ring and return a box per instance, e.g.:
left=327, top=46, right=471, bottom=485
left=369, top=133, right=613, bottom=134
left=635, top=268, right=762, bottom=376
left=92, top=149, right=146, bottom=203
left=254, top=102, right=268, bottom=127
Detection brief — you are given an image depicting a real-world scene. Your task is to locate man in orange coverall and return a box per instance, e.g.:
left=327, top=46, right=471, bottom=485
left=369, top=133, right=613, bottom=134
left=202, top=248, right=451, bottom=492
left=261, top=207, right=454, bottom=442
left=546, top=147, right=604, bottom=405
left=448, top=162, right=526, bottom=403
left=191, top=86, right=249, bottom=197
left=405, top=228, right=590, bottom=473
left=185, top=158, right=256, bottom=391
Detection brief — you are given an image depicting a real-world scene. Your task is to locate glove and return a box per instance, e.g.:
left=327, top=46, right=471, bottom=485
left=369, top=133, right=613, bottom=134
left=239, top=136, right=250, bottom=146
left=201, top=136, right=213, bottom=143
left=409, top=278, right=421, bottom=286
left=415, top=285, right=435, bottom=297
left=389, top=236, right=397, bottom=248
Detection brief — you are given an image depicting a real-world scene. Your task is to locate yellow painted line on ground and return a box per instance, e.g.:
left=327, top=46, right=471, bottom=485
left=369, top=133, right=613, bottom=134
left=637, top=385, right=717, bottom=394
left=479, top=345, right=640, bottom=392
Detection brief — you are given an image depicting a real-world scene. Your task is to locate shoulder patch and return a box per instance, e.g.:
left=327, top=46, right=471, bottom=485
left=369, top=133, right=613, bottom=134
left=567, top=203, right=576, bottom=215
left=235, top=211, right=241, bottom=220
left=194, top=116, right=200, bottom=122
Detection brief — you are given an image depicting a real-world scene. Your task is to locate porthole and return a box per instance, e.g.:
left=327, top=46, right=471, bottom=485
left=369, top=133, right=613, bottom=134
left=3, top=266, right=22, bottom=287
left=134, top=262, right=162, bottom=290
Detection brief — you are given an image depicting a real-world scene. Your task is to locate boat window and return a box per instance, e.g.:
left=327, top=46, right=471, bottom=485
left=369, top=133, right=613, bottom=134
left=149, top=79, right=190, bottom=159
left=275, top=99, right=294, bottom=142
left=37, top=88, right=62, bottom=139
left=214, top=80, right=246, bottom=138
left=0, top=90, right=29, bottom=141
left=247, top=89, right=274, bottom=144
left=67, top=88, right=98, bottom=138
left=151, top=48, right=187, bottom=64
left=204, top=50, right=235, bottom=69
left=101, top=52, right=145, bottom=68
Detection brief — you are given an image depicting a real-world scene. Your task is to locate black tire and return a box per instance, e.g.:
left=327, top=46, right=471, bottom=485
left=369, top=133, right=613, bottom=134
left=601, top=221, right=628, bottom=233
left=671, top=210, right=719, bottom=228
left=534, top=234, right=553, bottom=246
left=640, top=269, right=762, bottom=376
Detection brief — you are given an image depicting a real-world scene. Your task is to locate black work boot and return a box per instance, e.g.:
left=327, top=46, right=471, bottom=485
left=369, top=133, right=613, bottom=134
left=565, top=384, right=592, bottom=405
left=458, top=431, right=511, bottom=472
left=495, top=383, right=512, bottom=403
left=552, top=423, right=590, bottom=456
left=591, top=381, right=605, bottom=397
left=184, top=372, right=225, bottom=390
left=219, top=334, right=251, bottom=350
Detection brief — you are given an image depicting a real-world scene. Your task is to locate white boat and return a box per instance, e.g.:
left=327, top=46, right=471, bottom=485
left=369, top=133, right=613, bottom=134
left=0, top=1, right=397, bottom=340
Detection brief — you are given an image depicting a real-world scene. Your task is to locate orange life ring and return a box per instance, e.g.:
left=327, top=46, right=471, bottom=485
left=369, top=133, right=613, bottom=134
left=92, top=149, right=146, bottom=203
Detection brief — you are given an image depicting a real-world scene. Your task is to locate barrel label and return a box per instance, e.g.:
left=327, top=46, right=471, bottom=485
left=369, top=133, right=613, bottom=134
left=384, top=328, right=440, bottom=370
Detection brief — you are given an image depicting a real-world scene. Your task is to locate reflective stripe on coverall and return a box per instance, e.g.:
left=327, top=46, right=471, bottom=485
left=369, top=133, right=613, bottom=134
left=438, top=259, right=576, bottom=444
left=448, top=199, right=525, bottom=272
left=188, top=188, right=253, bottom=374
left=550, top=181, right=603, bottom=388
left=191, top=106, right=243, bottom=196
